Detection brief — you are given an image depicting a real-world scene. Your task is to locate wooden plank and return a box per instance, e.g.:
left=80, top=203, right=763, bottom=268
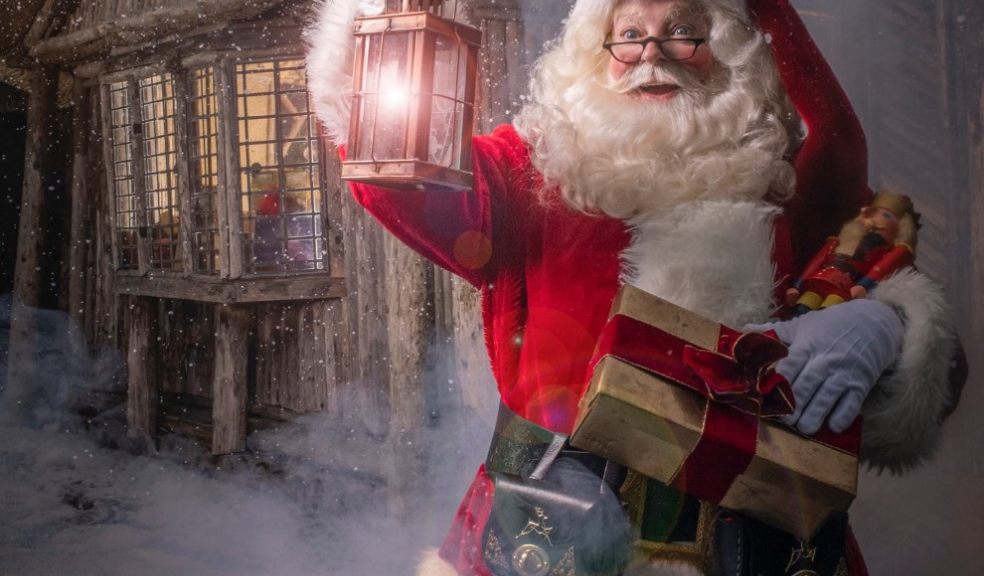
left=11, top=65, right=59, bottom=309
left=68, top=80, right=92, bottom=334
left=4, top=65, right=60, bottom=416
left=30, top=0, right=286, bottom=64
left=115, top=274, right=346, bottom=303
left=216, top=60, right=243, bottom=279
left=212, top=304, right=251, bottom=454
left=98, top=81, right=123, bottom=273
left=321, top=137, right=346, bottom=279
left=172, top=69, right=196, bottom=275
left=125, top=295, right=159, bottom=441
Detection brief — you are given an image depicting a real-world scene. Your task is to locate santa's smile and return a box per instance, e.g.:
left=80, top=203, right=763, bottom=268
left=635, top=83, right=681, bottom=100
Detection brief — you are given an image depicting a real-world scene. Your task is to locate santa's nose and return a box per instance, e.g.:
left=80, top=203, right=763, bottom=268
left=641, top=42, right=663, bottom=64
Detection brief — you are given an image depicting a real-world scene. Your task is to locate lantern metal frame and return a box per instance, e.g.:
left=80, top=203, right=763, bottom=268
left=343, top=7, right=481, bottom=191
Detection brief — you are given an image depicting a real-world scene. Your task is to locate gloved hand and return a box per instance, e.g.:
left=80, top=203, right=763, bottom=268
left=744, top=299, right=904, bottom=435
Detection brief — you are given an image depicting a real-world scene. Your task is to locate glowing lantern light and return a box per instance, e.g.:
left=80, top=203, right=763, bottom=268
left=343, top=0, right=481, bottom=191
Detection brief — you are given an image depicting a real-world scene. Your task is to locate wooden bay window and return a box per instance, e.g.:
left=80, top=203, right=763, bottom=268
left=101, top=52, right=343, bottom=304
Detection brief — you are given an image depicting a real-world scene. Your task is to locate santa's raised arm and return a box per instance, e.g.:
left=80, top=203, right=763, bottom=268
left=306, top=1, right=963, bottom=574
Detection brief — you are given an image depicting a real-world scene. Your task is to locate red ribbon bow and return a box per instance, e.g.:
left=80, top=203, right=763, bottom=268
left=681, top=330, right=794, bottom=417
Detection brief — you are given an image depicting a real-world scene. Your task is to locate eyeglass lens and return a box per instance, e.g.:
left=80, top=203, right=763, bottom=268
left=610, top=39, right=699, bottom=63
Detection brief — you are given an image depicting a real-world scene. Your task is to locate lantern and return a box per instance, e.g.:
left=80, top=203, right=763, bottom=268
left=343, top=0, right=481, bottom=191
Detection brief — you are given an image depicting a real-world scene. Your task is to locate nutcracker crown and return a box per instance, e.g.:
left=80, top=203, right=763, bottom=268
left=871, top=191, right=921, bottom=228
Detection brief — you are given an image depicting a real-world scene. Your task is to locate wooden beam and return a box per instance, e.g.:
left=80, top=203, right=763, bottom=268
left=126, top=296, right=159, bottom=443
left=4, top=65, right=60, bottom=417
left=115, top=273, right=346, bottom=304
left=68, top=81, right=92, bottom=338
left=29, top=0, right=285, bottom=64
left=172, top=70, right=196, bottom=276
left=212, top=304, right=251, bottom=454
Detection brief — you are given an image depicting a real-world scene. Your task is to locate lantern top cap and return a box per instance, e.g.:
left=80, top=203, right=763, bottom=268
left=384, top=0, right=446, bottom=14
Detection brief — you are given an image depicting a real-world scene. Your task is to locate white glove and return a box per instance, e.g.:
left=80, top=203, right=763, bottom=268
left=744, top=299, right=904, bottom=435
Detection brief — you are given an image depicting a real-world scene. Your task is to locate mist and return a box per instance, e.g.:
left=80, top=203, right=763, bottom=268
left=0, top=292, right=494, bottom=575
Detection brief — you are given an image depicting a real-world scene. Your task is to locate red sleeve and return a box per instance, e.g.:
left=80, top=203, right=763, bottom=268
left=342, top=125, right=531, bottom=288
left=748, top=0, right=871, bottom=268
left=859, top=245, right=915, bottom=285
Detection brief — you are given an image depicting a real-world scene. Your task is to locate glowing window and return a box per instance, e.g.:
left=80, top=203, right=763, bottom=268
left=139, top=73, right=182, bottom=272
left=236, top=59, right=325, bottom=275
left=108, top=81, right=139, bottom=271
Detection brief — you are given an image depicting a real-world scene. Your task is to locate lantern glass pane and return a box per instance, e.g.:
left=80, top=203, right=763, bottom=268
left=356, top=31, right=412, bottom=160
left=432, top=34, right=459, bottom=100
left=428, top=95, right=458, bottom=167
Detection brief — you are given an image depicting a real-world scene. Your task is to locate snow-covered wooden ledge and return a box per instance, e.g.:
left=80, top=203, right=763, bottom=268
left=29, top=0, right=285, bottom=64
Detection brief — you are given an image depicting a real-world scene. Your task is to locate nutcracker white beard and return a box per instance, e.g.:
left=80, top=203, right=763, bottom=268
left=514, top=0, right=798, bottom=222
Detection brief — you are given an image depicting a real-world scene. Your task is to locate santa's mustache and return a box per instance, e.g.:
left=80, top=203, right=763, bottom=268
left=609, top=61, right=710, bottom=95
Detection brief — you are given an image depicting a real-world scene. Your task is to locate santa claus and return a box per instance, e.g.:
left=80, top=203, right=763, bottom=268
left=306, top=0, right=963, bottom=574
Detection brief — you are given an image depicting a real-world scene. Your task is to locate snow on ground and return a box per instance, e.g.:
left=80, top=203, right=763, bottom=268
left=0, top=294, right=492, bottom=576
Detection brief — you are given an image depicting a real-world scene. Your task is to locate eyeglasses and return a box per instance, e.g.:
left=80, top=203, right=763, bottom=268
left=603, top=37, right=707, bottom=64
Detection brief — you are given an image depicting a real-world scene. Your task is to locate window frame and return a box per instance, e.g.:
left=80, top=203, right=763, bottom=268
left=99, top=46, right=345, bottom=304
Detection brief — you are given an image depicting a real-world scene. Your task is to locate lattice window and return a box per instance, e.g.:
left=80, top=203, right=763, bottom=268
left=139, top=73, right=182, bottom=272
left=108, top=81, right=139, bottom=270
left=189, top=67, right=221, bottom=275
left=236, top=59, right=325, bottom=275
left=101, top=53, right=334, bottom=298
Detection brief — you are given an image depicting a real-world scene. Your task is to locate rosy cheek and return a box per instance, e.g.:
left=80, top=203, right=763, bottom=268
left=608, top=58, right=632, bottom=81
left=683, top=48, right=716, bottom=79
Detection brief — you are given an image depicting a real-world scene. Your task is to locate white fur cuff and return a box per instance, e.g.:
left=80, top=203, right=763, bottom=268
left=864, top=268, right=958, bottom=473
left=305, top=0, right=384, bottom=145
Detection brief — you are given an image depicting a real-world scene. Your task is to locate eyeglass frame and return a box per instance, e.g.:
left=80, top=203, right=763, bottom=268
left=602, top=36, right=707, bottom=64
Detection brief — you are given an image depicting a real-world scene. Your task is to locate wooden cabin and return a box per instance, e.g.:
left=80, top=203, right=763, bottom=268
left=1, top=0, right=981, bottom=511
left=0, top=0, right=526, bottom=509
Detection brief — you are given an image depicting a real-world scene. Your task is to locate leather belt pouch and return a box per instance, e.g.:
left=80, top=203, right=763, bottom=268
left=482, top=457, right=632, bottom=576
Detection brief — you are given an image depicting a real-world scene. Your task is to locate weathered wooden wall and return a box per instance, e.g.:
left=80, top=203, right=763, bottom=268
left=441, top=0, right=527, bottom=422
left=939, top=0, right=984, bottom=473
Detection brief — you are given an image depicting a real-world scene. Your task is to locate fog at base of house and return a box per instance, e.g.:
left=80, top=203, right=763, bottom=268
left=0, top=292, right=496, bottom=576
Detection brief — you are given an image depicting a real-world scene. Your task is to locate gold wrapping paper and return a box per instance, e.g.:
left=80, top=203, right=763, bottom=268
left=571, top=286, right=858, bottom=539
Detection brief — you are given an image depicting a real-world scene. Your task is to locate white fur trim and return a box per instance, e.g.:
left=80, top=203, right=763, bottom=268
left=416, top=548, right=459, bottom=576
left=305, top=0, right=384, bottom=145
left=863, top=268, right=957, bottom=473
left=621, top=200, right=779, bottom=328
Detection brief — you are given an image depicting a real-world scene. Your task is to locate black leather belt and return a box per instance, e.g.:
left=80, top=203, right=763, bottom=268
left=485, top=402, right=625, bottom=487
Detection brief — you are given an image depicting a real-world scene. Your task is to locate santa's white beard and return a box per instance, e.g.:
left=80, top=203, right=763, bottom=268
left=517, top=62, right=792, bottom=222
left=515, top=59, right=793, bottom=324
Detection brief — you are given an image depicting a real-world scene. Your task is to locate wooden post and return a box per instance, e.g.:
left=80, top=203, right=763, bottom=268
left=126, top=296, right=159, bottom=443
left=68, top=82, right=92, bottom=341
left=940, top=0, right=984, bottom=472
left=4, top=65, right=59, bottom=418
left=212, top=304, right=251, bottom=454
left=440, top=0, right=524, bottom=416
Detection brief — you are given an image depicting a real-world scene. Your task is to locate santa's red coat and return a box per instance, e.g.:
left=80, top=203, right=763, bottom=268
left=345, top=1, right=872, bottom=573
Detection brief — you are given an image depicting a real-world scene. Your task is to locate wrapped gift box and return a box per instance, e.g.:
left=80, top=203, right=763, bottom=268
left=571, top=285, right=860, bottom=539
